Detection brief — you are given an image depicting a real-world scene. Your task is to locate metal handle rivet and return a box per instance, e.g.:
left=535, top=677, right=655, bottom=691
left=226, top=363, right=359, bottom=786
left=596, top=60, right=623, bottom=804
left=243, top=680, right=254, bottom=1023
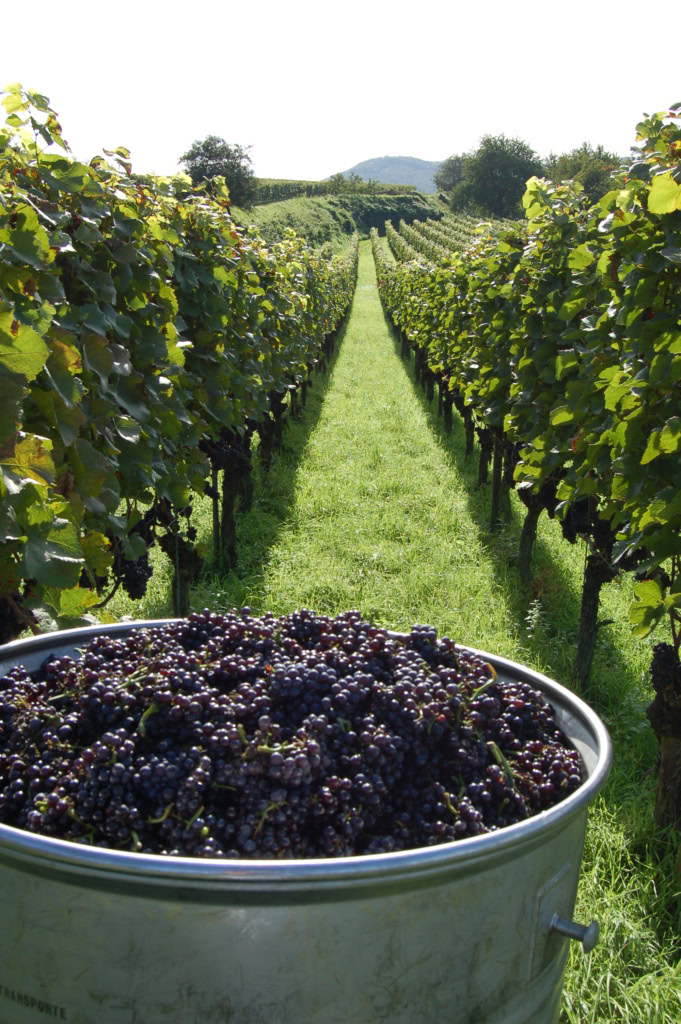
left=549, top=913, right=599, bottom=953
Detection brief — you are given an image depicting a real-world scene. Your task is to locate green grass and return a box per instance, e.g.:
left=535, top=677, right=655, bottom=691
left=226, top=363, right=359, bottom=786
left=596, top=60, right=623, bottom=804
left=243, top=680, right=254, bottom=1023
left=231, top=193, right=443, bottom=249
left=113, top=240, right=681, bottom=1023
left=232, top=196, right=356, bottom=251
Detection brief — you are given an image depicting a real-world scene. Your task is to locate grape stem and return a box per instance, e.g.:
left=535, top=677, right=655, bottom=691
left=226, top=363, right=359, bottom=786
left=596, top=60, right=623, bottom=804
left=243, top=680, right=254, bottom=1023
left=184, top=805, right=205, bottom=831
left=91, top=578, right=122, bottom=611
left=137, top=702, right=159, bottom=737
left=443, top=791, right=459, bottom=819
left=487, top=740, right=516, bottom=789
left=470, top=675, right=497, bottom=700
left=254, top=799, right=286, bottom=836
left=146, top=803, right=174, bottom=824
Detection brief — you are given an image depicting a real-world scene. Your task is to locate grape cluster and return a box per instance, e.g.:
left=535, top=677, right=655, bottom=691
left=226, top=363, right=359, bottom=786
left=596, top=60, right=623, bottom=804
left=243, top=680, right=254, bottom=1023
left=650, top=642, right=679, bottom=694
left=647, top=641, right=681, bottom=737
left=560, top=499, right=593, bottom=545
left=200, top=429, right=252, bottom=473
left=104, top=509, right=159, bottom=602
left=0, top=610, right=583, bottom=859
left=119, top=554, right=154, bottom=601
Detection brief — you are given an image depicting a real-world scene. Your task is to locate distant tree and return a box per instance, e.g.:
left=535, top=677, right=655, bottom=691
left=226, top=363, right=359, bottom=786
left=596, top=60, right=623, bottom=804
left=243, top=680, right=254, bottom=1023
left=327, top=172, right=347, bottom=194
left=542, top=143, right=623, bottom=205
left=434, top=153, right=468, bottom=193
left=179, top=135, right=256, bottom=207
left=450, top=134, right=543, bottom=218
left=327, top=171, right=366, bottom=194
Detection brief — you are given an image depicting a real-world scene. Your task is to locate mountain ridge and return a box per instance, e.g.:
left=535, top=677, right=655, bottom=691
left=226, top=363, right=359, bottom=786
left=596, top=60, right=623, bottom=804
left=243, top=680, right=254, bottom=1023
left=340, top=155, right=442, bottom=194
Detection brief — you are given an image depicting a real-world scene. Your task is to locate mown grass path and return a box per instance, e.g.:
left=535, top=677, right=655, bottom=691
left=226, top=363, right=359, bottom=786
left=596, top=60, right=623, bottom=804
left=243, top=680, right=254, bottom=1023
left=229, top=238, right=526, bottom=641
left=123, top=239, right=681, bottom=1024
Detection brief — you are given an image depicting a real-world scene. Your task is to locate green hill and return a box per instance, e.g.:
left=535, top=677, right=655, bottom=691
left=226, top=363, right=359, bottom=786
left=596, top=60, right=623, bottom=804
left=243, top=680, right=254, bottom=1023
left=339, top=156, right=442, bottom=194
left=232, top=193, right=443, bottom=250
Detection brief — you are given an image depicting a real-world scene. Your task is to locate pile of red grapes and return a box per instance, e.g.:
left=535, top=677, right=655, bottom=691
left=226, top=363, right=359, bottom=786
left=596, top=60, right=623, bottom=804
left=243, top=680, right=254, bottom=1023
left=0, top=609, right=583, bottom=859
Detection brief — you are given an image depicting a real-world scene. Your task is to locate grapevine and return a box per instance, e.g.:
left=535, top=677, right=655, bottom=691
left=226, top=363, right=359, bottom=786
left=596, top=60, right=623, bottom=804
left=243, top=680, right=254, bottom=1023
left=0, top=85, right=357, bottom=637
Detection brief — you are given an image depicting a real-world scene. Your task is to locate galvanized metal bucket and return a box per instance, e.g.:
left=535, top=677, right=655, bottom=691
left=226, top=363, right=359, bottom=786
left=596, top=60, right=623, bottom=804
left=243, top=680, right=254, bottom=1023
left=0, top=623, right=612, bottom=1024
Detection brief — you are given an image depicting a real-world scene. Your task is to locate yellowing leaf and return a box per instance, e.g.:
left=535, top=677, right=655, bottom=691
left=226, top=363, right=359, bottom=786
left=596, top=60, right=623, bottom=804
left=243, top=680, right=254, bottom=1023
left=81, top=531, right=114, bottom=575
left=2, top=84, right=25, bottom=115
left=1, top=433, right=54, bottom=492
left=633, top=578, right=663, bottom=605
left=648, top=172, right=681, bottom=215
left=0, top=311, right=50, bottom=382
left=41, top=585, right=99, bottom=617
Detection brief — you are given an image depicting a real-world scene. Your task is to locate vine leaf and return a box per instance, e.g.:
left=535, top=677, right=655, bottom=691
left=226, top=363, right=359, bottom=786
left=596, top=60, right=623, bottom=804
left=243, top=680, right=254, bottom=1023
left=648, top=172, right=681, bottom=214
left=629, top=578, right=666, bottom=637
left=23, top=520, right=83, bottom=588
left=0, top=311, right=50, bottom=381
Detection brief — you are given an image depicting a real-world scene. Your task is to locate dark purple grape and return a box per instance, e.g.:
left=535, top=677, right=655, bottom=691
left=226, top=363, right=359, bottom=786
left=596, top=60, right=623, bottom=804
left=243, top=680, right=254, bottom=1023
left=0, top=609, right=583, bottom=859
left=119, top=554, right=153, bottom=601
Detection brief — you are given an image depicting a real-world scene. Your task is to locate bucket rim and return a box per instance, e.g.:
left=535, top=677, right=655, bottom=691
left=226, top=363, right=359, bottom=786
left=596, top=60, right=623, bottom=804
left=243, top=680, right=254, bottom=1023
left=0, top=620, right=612, bottom=884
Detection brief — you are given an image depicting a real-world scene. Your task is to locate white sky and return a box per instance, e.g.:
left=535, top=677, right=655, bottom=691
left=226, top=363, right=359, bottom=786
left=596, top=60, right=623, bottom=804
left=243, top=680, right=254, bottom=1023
left=4, top=0, right=680, bottom=182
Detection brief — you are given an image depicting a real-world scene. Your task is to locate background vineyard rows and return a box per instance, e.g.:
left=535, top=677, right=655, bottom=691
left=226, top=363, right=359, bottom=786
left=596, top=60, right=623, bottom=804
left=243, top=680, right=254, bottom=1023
left=253, top=177, right=417, bottom=204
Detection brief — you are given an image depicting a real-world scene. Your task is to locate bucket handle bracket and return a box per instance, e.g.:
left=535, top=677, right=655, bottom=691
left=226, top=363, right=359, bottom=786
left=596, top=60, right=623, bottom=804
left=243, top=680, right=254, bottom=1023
left=549, top=913, right=599, bottom=953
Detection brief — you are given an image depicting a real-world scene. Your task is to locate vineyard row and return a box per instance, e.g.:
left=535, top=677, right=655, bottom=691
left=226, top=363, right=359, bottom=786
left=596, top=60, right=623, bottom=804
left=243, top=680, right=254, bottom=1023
left=372, top=101, right=681, bottom=827
left=0, top=86, right=358, bottom=641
